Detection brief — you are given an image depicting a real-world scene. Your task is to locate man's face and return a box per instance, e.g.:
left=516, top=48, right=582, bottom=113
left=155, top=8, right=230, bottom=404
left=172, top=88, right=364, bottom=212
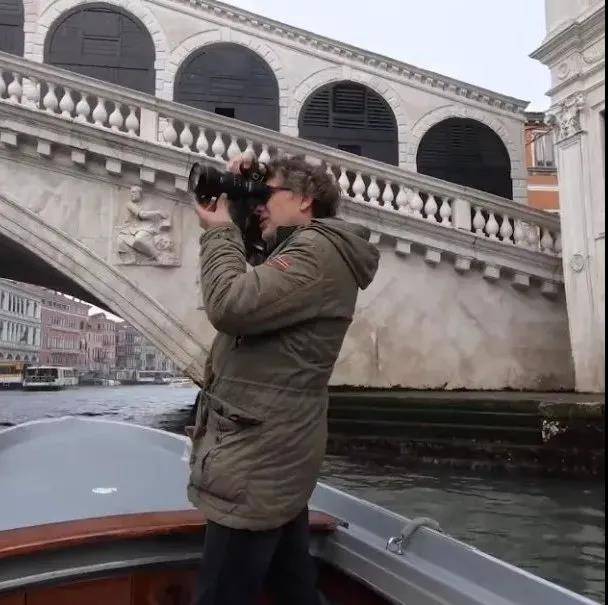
left=255, top=175, right=310, bottom=242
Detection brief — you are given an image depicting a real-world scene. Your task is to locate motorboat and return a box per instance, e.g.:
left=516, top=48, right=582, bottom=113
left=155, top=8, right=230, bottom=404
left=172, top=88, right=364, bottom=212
left=0, top=418, right=599, bottom=605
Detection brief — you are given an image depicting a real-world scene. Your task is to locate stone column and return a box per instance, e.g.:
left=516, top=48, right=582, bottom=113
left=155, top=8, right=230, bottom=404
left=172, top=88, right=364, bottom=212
left=547, top=93, right=605, bottom=392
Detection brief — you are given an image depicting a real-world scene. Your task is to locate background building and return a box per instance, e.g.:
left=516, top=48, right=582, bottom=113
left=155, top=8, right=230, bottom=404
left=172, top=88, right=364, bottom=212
left=0, top=279, right=41, bottom=363
left=115, top=323, right=142, bottom=371
left=116, top=322, right=177, bottom=374
left=85, top=313, right=117, bottom=377
left=525, top=112, right=560, bottom=212
left=531, top=0, right=605, bottom=392
left=38, top=289, right=89, bottom=369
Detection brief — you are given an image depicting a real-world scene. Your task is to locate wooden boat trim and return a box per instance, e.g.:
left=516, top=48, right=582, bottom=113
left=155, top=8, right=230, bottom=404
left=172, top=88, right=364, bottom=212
left=0, top=510, right=338, bottom=561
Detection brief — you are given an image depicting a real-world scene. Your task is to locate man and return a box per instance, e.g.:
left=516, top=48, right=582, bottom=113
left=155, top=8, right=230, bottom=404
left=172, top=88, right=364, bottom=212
left=189, top=154, right=379, bottom=605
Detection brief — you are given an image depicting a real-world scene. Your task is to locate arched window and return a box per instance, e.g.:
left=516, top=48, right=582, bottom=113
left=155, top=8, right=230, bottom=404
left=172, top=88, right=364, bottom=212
left=174, top=43, right=279, bottom=130
left=45, top=3, right=155, bottom=94
left=417, top=118, right=512, bottom=199
left=299, top=82, right=398, bottom=165
left=0, top=0, right=24, bottom=56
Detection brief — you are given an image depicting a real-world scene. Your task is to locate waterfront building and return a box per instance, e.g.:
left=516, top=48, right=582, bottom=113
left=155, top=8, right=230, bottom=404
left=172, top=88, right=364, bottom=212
left=116, top=323, right=177, bottom=374
left=0, top=279, right=41, bottom=363
left=38, top=289, right=89, bottom=369
left=85, top=313, right=117, bottom=377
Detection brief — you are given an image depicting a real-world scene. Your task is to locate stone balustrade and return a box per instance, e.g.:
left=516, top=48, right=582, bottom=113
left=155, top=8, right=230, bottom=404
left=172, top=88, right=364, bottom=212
left=0, top=52, right=563, bottom=289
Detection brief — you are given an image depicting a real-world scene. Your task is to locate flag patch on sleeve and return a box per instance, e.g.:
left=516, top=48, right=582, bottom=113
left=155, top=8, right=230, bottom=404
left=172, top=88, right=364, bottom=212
left=267, top=255, right=293, bottom=272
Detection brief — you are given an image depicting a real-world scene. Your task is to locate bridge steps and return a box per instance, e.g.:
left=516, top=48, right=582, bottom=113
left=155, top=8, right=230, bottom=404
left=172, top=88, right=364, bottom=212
left=327, top=391, right=604, bottom=477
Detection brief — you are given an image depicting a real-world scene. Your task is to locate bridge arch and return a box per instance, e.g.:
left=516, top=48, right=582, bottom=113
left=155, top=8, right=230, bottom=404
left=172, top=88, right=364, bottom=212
left=174, top=42, right=280, bottom=131
left=167, top=30, right=289, bottom=126
left=289, top=66, right=409, bottom=164
left=33, top=0, right=170, bottom=97
left=0, top=192, right=207, bottom=382
left=411, top=105, right=518, bottom=199
left=299, top=80, right=399, bottom=166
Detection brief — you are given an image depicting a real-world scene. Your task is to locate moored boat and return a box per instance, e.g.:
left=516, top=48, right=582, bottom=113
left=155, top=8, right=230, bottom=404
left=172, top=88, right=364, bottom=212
left=0, top=418, right=599, bottom=605
left=21, top=366, right=78, bottom=390
left=116, top=369, right=173, bottom=385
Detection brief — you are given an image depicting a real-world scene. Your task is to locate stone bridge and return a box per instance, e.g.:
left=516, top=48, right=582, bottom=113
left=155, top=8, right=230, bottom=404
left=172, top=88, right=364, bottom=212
left=0, top=53, right=573, bottom=389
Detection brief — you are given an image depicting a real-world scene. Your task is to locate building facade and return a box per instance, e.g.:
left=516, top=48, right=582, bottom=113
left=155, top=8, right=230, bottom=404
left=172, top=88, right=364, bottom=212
left=115, top=323, right=142, bottom=371
left=525, top=112, right=560, bottom=211
left=0, top=0, right=531, bottom=204
left=86, top=313, right=117, bottom=376
left=38, top=289, right=89, bottom=369
left=116, top=322, right=177, bottom=374
left=0, top=279, right=41, bottom=363
left=531, top=0, right=605, bottom=392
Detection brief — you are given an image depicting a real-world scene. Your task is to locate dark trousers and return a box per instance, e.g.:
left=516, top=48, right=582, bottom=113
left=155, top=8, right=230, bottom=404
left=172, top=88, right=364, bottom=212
left=194, top=508, right=322, bottom=605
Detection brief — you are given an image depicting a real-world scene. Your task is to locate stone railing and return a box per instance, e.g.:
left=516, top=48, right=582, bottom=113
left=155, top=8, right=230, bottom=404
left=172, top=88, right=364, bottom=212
left=0, top=52, right=563, bottom=288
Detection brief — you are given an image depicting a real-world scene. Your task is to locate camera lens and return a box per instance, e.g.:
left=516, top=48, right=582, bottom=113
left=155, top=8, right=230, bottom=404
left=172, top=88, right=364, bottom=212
left=189, top=163, right=272, bottom=207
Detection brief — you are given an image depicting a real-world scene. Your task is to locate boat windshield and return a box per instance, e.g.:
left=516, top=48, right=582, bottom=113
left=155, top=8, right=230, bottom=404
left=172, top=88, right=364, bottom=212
left=25, top=368, right=59, bottom=379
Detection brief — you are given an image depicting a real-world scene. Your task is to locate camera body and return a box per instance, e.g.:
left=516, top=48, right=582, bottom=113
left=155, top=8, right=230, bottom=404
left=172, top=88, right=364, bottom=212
left=189, top=160, right=270, bottom=264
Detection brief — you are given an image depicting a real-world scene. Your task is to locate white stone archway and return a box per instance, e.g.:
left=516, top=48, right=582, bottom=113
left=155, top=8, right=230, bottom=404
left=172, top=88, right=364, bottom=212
left=0, top=192, right=208, bottom=382
left=29, top=0, right=171, bottom=98
left=288, top=65, right=410, bottom=165
left=410, top=104, right=526, bottom=203
left=167, top=29, right=290, bottom=128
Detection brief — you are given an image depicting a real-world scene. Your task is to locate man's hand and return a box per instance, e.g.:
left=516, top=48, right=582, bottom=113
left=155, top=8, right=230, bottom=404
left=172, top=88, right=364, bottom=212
left=195, top=194, right=234, bottom=230
left=227, top=150, right=255, bottom=176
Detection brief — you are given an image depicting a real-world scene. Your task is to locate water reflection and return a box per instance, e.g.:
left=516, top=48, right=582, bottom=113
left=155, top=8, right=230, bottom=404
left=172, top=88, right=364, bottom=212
left=0, top=386, right=604, bottom=603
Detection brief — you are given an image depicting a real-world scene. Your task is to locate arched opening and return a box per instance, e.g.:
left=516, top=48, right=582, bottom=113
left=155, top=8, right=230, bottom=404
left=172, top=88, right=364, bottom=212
left=44, top=3, right=155, bottom=94
left=174, top=43, right=280, bottom=130
left=1, top=193, right=207, bottom=380
left=0, top=0, right=24, bottom=56
left=417, top=118, right=512, bottom=199
left=299, top=81, right=398, bottom=165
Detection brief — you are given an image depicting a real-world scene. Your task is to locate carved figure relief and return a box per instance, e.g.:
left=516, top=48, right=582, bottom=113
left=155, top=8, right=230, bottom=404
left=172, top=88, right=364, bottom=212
left=115, top=186, right=180, bottom=266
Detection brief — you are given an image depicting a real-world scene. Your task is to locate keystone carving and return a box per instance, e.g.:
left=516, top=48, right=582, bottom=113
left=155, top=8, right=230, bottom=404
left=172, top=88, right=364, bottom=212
left=545, top=93, right=585, bottom=142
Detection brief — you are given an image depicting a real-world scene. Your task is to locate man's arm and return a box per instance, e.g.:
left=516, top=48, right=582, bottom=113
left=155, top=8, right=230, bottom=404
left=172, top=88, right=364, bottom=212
left=200, top=225, right=324, bottom=336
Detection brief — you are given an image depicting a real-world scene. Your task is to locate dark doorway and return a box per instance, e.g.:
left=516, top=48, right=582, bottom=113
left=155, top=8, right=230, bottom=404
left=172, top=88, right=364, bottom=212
left=0, top=0, right=24, bottom=56
left=417, top=118, right=513, bottom=199
left=44, top=3, right=156, bottom=94
left=299, top=82, right=398, bottom=166
left=174, top=43, right=280, bottom=131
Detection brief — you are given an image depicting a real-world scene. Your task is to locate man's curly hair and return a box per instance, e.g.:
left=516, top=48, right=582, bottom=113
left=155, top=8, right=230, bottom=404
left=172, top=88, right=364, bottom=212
left=266, top=155, right=341, bottom=218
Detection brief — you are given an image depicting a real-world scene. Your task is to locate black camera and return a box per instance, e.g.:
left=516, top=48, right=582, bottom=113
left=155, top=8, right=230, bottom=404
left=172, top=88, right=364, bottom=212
left=188, top=163, right=270, bottom=209
left=189, top=161, right=270, bottom=264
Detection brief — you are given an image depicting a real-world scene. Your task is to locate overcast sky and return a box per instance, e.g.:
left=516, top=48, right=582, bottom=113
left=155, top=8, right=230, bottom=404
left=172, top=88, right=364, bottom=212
left=221, top=0, right=551, bottom=110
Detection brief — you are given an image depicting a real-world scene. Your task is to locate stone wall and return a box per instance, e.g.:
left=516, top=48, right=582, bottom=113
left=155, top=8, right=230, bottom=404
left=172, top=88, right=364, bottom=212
left=0, top=145, right=574, bottom=390
left=333, top=243, right=574, bottom=390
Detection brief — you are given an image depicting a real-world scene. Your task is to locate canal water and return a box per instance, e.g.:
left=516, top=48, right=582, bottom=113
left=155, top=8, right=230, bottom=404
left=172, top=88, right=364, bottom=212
left=0, top=385, right=604, bottom=603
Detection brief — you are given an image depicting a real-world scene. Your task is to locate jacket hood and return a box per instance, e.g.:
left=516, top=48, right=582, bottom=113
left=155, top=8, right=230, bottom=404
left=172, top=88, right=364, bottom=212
left=306, top=218, right=380, bottom=290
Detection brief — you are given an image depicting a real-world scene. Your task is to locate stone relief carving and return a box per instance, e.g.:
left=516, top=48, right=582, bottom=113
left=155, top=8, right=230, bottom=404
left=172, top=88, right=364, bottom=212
left=115, top=186, right=180, bottom=266
left=556, top=61, right=571, bottom=81
left=582, top=41, right=605, bottom=65
left=545, top=93, right=586, bottom=141
left=569, top=253, right=586, bottom=273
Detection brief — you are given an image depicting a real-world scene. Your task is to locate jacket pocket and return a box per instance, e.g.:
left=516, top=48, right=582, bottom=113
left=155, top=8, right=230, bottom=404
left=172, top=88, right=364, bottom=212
left=195, top=406, right=263, bottom=504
